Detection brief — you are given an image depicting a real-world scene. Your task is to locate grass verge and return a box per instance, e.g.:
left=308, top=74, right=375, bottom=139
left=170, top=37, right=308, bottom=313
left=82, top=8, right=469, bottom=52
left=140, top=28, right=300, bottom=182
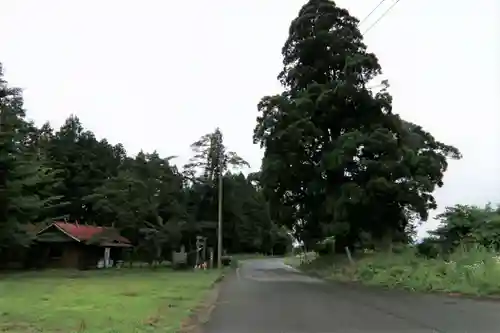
left=289, top=246, right=500, bottom=297
left=0, top=268, right=225, bottom=333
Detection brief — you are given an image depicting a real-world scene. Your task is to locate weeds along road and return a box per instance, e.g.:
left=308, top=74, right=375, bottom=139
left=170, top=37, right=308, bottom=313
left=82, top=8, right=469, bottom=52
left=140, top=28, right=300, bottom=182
left=204, top=258, right=500, bottom=333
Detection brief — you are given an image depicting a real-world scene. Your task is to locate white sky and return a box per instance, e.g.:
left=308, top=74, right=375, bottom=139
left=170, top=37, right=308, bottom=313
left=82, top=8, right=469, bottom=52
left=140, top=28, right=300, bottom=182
left=1, top=0, right=499, bottom=238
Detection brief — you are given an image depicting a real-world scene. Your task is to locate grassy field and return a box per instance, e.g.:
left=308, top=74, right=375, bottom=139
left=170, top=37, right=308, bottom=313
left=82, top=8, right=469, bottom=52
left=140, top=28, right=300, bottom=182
left=0, top=268, right=224, bottom=333
left=288, top=246, right=500, bottom=296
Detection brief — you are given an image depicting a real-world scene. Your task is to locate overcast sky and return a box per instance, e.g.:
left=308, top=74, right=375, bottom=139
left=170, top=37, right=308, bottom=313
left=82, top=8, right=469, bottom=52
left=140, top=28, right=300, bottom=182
left=1, top=0, right=499, bottom=238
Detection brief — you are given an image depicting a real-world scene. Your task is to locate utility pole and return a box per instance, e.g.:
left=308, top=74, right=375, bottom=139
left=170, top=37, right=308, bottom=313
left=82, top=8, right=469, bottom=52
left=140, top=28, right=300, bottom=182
left=217, top=156, right=223, bottom=268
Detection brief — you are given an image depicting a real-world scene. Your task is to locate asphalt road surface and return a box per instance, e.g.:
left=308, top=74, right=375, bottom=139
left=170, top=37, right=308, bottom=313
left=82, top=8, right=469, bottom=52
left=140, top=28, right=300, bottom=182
left=203, top=258, right=500, bottom=333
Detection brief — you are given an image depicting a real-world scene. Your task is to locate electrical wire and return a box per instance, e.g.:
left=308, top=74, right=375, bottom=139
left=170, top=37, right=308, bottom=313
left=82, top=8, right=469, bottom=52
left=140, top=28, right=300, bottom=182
left=362, top=0, right=402, bottom=35
left=338, top=0, right=405, bottom=89
left=358, top=0, right=387, bottom=27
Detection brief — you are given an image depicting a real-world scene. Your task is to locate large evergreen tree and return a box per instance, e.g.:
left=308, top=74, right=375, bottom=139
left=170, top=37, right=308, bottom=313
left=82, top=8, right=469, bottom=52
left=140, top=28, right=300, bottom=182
left=254, top=0, right=461, bottom=252
left=46, top=115, right=126, bottom=222
left=0, top=64, right=61, bottom=254
left=184, top=128, right=249, bottom=183
left=183, top=128, right=249, bottom=233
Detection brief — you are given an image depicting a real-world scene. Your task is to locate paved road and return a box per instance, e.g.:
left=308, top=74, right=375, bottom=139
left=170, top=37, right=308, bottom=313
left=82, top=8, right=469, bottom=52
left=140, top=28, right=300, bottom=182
left=204, top=258, right=500, bottom=333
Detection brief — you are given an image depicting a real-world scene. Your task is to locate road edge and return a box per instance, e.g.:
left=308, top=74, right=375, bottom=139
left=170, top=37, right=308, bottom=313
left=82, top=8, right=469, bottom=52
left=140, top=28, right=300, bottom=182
left=177, top=269, right=230, bottom=333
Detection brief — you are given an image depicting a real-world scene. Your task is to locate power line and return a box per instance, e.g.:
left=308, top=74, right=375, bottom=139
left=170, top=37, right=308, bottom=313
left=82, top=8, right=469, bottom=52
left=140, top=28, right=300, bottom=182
left=362, top=0, right=402, bottom=35
left=339, top=0, right=404, bottom=91
left=358, top=0, right=387, bottom=27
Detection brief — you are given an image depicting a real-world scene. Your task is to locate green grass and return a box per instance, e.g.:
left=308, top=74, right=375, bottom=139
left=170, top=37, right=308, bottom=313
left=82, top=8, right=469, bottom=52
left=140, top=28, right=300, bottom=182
left=0, top=268, right=224, bottom=333
left=291, top=246, right=500, bottom=296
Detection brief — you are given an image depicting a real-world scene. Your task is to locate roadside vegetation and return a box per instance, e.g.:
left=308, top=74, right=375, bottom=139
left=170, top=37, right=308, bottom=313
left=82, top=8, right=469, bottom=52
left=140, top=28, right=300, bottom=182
left=289, top=204, right=500, bottom=296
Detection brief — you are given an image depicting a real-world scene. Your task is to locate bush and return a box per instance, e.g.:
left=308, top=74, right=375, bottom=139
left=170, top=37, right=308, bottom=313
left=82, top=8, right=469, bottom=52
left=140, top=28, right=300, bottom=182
left=316, top=236, right=336, bottom=256
left=416, top=238, right=441, bottom=259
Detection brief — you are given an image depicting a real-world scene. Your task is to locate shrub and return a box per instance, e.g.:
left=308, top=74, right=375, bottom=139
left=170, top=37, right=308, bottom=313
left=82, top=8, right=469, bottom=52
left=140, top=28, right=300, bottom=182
left=316, top=236, right=336, bottom=255
left=416, top=238, right=441, bottom=258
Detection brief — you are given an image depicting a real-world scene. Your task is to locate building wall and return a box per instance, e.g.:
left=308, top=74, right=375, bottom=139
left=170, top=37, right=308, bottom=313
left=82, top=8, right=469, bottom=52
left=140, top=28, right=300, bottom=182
left=59, top=244, right=106, bottom=269
left=79, top=245, right=103, bottom=269
left=6, top=241, right=129, bottom=270
left=61, top=243, right=81, bottom=268
left=43, top=242, right=81, bottom=269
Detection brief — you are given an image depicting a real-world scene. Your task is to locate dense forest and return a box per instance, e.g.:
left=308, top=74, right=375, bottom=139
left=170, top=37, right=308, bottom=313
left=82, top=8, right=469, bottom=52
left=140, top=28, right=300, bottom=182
left=0, top=63, right=291, bottom=267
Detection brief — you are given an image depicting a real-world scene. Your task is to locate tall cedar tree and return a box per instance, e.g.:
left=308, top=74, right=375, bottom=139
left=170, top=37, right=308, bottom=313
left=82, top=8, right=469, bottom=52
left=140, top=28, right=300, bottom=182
left=47, top=115, right=125, bottom=222
left=183, top=128, right=249, bottom=228
left=0, top=64, right=62, bottom=251
left=254, top=0, right=461, bottom=251
left=184, top=128, right=251, bottom=254
left=184, top=128, right=249, bottom=184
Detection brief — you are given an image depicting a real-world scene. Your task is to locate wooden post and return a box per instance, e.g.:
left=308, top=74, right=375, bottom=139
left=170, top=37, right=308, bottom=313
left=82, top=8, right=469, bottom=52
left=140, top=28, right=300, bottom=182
left=345, top=246, right=354, bottom=265
left=202, top=237, right=207, bottom=263
left=209, top=247, right=214, bottom=269
left=196, top=236, right=202, bottom=267
left=217, top=172, right=223, bottom=268
left=104, top=247, right=111, bottom=268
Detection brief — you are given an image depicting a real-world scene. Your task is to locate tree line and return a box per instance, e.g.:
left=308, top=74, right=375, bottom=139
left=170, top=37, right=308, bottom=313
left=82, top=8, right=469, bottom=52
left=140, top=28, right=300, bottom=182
left=0, top=63, right=291, bottom=267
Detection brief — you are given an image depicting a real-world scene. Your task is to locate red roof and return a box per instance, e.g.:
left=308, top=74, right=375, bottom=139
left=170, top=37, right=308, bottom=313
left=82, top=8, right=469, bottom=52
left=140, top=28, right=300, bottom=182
left=52, top=222, right=131, bottom=244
